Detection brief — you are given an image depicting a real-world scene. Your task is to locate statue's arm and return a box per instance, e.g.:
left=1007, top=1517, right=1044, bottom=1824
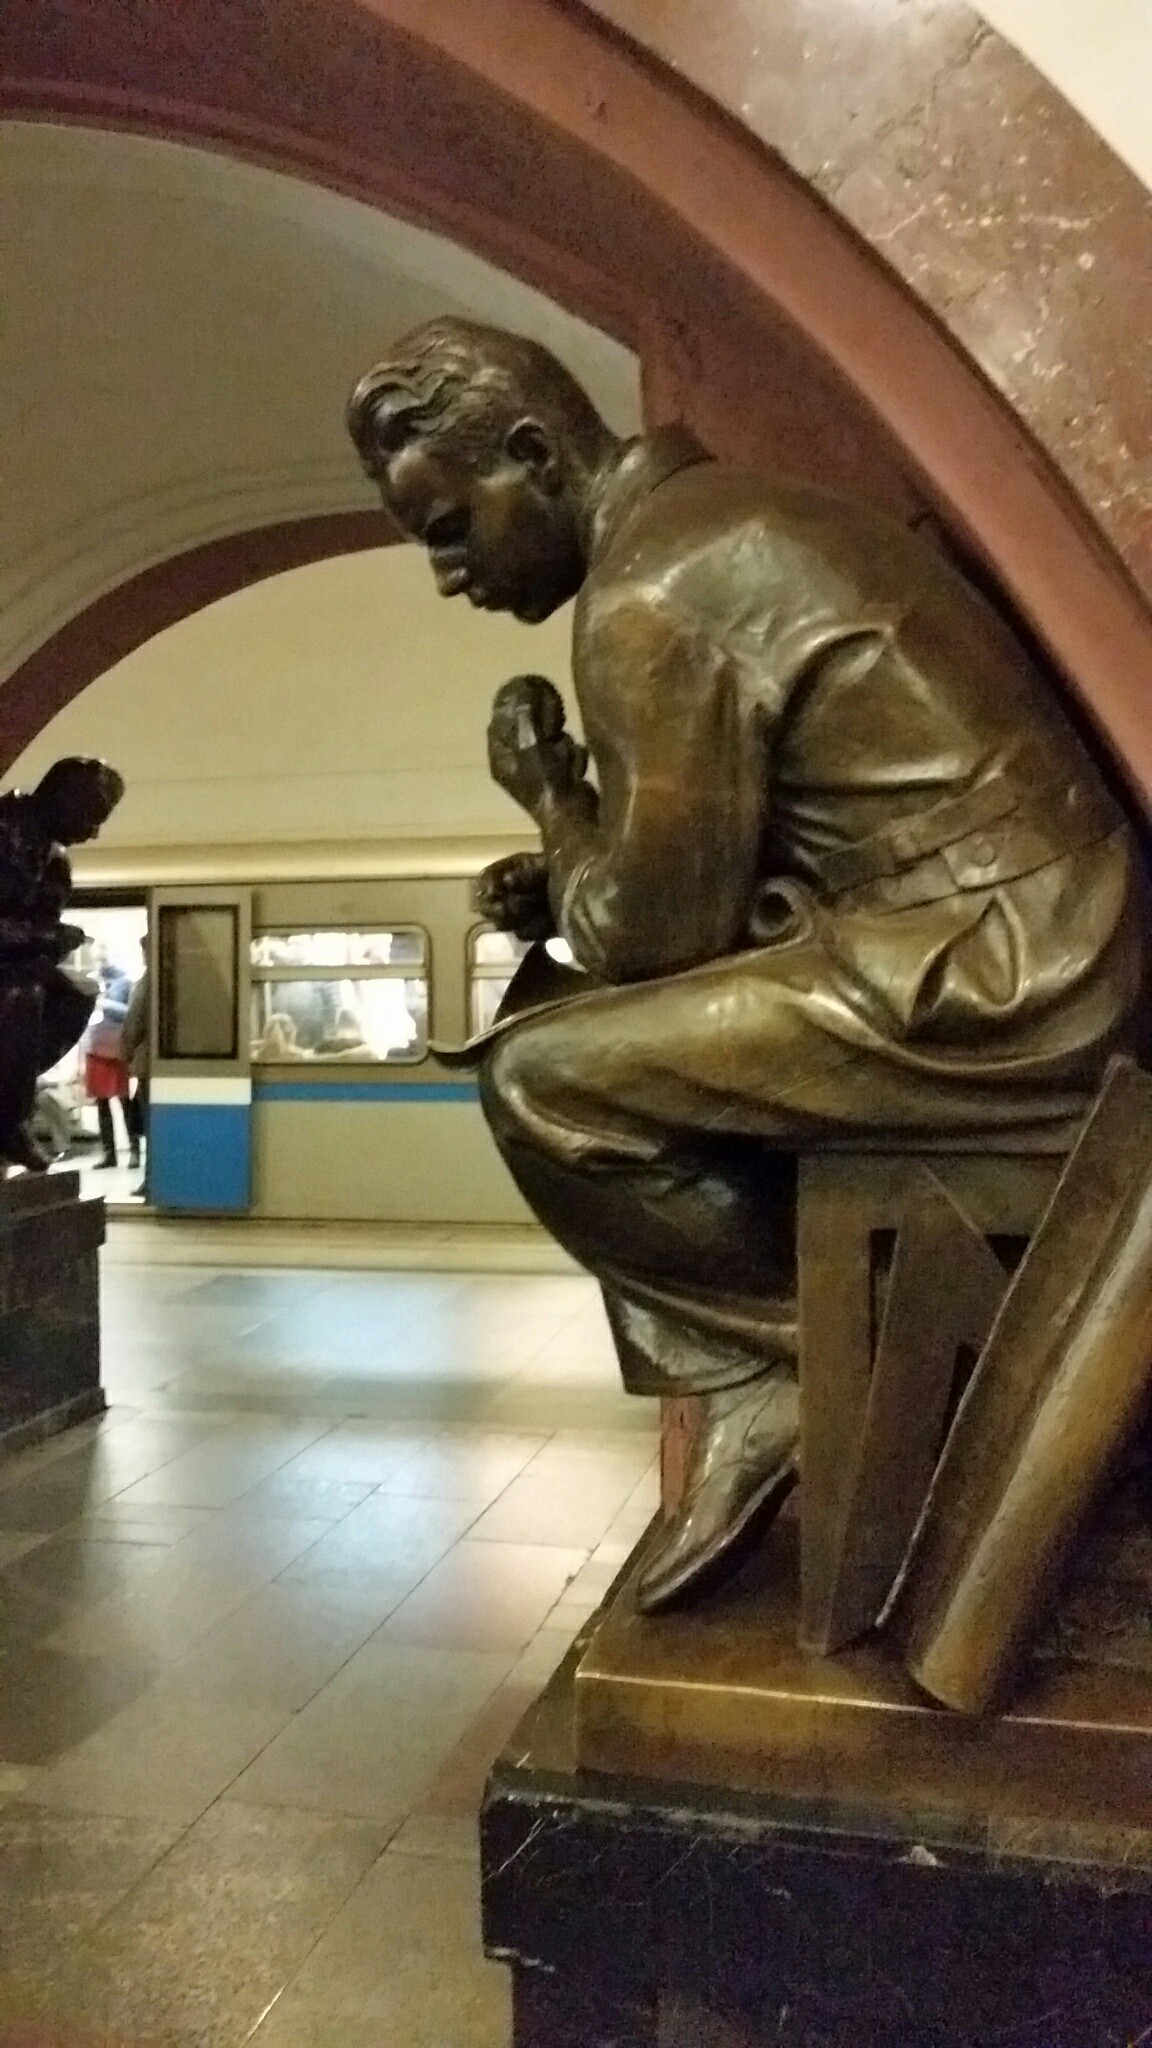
left=542, top=591, right=766, bottom=981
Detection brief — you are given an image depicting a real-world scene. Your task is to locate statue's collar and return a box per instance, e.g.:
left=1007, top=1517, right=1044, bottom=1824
left=588, top=425, right=709, bottom=563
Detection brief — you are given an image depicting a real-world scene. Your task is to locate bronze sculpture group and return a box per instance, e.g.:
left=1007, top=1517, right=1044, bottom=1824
left=350, top=318, right=1152, bottom=1713
left=0, top=758, right=124, bottom=1172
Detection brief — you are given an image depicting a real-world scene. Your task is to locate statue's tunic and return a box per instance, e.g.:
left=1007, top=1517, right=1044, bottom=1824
left=481, top=437, right=1150, bottom=1396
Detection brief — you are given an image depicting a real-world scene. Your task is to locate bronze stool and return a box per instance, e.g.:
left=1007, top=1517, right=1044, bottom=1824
left=797, top=1142, right=1067, bottom=1656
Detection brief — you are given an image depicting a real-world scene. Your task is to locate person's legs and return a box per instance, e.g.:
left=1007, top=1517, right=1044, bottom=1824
left=121, top=1087, right=142, bottom=1168
left=130, top=1079, right=149, bottom=1197
left=478, top=919, right=919, bottom=1394
left=94, top=1097, right=116, bottom=1167
left=480, top=943, right=886, bottom=1605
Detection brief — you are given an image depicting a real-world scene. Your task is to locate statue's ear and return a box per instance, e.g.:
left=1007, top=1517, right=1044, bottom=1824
left=505, top=416, right=562, bottom=490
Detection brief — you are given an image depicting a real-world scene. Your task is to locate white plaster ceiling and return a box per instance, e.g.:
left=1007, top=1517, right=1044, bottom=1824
left=0, top=120, right=641, bottom=686
left=10, top=545, right=579, bottom=850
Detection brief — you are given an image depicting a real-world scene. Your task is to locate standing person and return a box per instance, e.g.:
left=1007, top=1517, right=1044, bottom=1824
left=121, top=935, right=150, bottom=1198
left=83, top=958, right=139, bottom=1170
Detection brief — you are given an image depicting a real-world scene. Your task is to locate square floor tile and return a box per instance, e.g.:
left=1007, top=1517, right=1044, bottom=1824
left=41, top=1800, right=388, bottom=2048
left=0, top=1640, right=161, bottom=1767
left=229, top=1641, right=510, bottom=1824
left=47, top=1513, right=335, bottom=1664
left=267, top=1848, right=508, bottom=2040
left=269, top=1424, right=427, bottom=1486
left=0, top=1803, right=180, bottom=1975
left=377, top=1430, right=547, bottom=1504
left=109, top=1419, right=336, bottom=1508
left=158, top=1578, right=403, bottom=1712
left=387, top=1811, right=479, bottom=1863
left=467, top=1470, right=641, bottom=1549
left=381, top=1540, right=586, bottom=1653
left=279, top=1492, right=480, bottom=1585
left=33, top=1681, right=289, bottom=1822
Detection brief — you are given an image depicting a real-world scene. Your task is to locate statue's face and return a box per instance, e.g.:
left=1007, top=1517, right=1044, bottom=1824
left=370, top=421, right=583, bottom=625
left=46, top=775, right=118, bottom=845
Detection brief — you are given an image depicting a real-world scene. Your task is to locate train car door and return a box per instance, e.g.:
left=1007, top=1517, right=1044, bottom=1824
left=149, top=886, right=253, bottom=1212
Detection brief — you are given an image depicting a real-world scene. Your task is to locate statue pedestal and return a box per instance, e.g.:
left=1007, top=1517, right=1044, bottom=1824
left=574, top=1507, right=1152, bottom=1830
left=0, top=1171, right=105, bottom=1454
left=482, top=1504, right=1152, bottom=2045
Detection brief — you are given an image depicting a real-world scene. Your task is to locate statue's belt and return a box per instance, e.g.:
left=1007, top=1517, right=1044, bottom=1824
left=801, top=774, right=1126, bottom=912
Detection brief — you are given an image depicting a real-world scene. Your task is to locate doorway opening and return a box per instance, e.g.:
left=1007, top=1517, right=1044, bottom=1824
left=42, top=887, right=150, bottom=1211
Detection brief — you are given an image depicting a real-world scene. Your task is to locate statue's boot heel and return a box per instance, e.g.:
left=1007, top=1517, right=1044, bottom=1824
left=636, top=1372, right=799, bottom=1614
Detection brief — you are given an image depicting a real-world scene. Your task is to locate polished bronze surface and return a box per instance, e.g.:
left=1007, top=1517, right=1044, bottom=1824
left=351, top=317, right=1152, bottom=1686
left=576, top=1506, right=1152, bottom=1831
left=795, top=1151, right=1061, bottom=1658
left=635, top=1370, right=798, bottom=1614
left=897, top=1058, right=1152, bottom=1714
left=809, top=1166, right=1009, bottom=1654
left=0, top=757, right=124, bottom=1172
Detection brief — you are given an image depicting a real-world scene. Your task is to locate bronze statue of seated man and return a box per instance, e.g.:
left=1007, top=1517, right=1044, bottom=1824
left=349, top=319, right=1149, bottom=1614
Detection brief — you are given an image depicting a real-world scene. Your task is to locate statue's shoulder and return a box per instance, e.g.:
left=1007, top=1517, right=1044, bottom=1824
left=619, top=461, right=886, bottom=567
left=590, top=463, right=863, bottom=627
left=592, top=463, right=763, bottom=589
left=0, top=791, right=38, bottom=853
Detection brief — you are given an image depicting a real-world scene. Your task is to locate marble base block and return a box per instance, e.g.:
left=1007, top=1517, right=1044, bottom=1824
left=0, top=1171, right=105, bottom=1453
left=484, top=1635, right=1152, bottom=2046
left=484, top=1482, right=1152, bottom=2045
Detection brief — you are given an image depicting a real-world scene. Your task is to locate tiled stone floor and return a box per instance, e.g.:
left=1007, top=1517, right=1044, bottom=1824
left=0, top=1253, right=658, bottom=2046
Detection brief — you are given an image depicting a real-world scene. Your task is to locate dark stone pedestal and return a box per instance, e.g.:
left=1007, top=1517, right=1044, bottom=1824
left=482, top=1644, right=1152, bottom=2047
left=0, top=1172, right=105, bottom=1454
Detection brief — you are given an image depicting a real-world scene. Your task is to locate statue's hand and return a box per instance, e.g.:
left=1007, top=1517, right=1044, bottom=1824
left=474, top=852, right=556, bottom=943
left=0, top=918, right=63, bottom=966
left=487, top=675, right=587, bottom=820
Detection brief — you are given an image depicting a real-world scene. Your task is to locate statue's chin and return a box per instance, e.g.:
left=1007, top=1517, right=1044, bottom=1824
left=512, top=589, right=561, bottom=625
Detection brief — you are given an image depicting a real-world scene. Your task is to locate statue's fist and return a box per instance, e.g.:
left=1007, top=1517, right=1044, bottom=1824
left=487, top=675, right=586, bottom=818
left=474, top=852, right=556, bottom=943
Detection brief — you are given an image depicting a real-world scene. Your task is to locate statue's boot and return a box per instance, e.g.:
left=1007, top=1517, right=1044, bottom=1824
left=636, top=1369, right=799, bottom=1613
left=5, top=1120, right=52, bottom=1173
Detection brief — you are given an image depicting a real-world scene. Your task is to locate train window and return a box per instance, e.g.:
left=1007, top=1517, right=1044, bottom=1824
left=250, top=926, right=428, bottom=1063
left=468, top=927, right=575, bottom=1035
left=158, top=904, right=239, bottom=1060
left=469, top=928, right=528, bottom=1036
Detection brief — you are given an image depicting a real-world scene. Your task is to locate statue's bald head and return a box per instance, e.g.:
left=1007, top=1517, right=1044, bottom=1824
left=347, top=318, right=610, bottom=483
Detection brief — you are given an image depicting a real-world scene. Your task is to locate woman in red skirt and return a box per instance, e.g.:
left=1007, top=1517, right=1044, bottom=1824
left=83, top=962, right=142, bottom=1170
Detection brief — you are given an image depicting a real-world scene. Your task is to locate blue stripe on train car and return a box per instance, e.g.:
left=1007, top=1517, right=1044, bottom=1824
left=150, top=1103, right=252, bottom=1211
left=253, top=1080, right=480, bottom=1102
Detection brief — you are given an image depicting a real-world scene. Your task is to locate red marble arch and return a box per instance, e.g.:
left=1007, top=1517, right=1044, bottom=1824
left=0, top=513, right=392, bottom=770
left=3, top=0, right=1152, bottom=803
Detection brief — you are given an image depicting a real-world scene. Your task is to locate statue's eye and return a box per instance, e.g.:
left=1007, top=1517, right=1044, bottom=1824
left=425, top=509, right=469, bottom=551
left=371, top=405, right=415, bottom=459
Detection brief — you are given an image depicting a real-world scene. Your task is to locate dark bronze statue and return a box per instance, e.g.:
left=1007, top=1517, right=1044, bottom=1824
left=349, top=321, right=1151, bottom=1685
left=0, top=757, right=124, bottom=1172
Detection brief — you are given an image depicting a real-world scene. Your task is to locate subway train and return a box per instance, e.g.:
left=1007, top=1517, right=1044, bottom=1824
left=49, top=846, right=557, bottom=1223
